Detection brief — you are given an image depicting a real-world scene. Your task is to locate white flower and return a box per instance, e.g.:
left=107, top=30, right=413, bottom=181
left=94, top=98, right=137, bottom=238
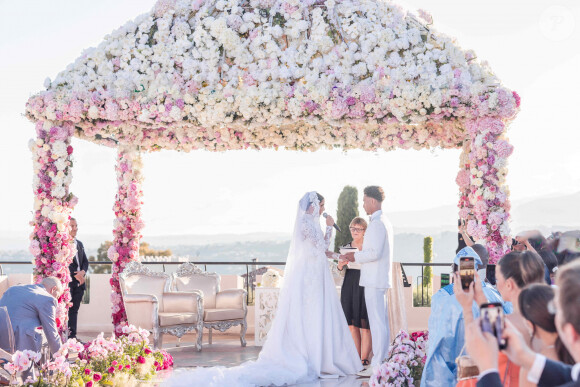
left=261, top=269, right=282, bottom=288
left=88, top=106, right=99, bottom=119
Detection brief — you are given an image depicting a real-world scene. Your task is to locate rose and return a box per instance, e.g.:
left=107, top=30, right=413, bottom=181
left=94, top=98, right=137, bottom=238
left=93, top=373, right=102, bottom=381
left=137, top=356, right=146, bottom=364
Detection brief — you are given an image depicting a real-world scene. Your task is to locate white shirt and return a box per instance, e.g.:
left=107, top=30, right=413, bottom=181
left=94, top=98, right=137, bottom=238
left=527, top=354, right=580, bottom=383
left=74, top=239, right=80, bottom=269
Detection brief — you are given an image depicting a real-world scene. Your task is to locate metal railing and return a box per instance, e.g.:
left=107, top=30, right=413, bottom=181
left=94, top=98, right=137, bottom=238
left=403, top=263, right=451, bottom=307
left=0, top=260, right=451, bottom=306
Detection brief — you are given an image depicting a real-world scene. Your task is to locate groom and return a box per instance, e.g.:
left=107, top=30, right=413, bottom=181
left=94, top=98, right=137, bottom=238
left=340, top=186, right=393, bottom=375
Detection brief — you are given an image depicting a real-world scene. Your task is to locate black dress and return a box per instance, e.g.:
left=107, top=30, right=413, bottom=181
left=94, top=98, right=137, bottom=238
left=340, top=243, right=370, bottom=329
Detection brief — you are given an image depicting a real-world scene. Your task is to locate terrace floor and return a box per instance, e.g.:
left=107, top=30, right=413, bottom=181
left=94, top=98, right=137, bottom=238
left=78, top=332, right=371, bottom=386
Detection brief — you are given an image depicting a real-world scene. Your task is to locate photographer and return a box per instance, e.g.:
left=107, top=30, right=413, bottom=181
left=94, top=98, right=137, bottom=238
left=455, top=250, right=545, bottom=386
left=464, top=259, right=580, bottom=387
left=420, top=246, right=511, bottom=387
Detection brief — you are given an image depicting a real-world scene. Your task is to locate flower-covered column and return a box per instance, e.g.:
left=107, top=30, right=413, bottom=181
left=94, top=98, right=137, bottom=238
left=108, top=145, right=144, bottom=333
left=456, top=141, right=472, bottom=221
left=29, top=120, right=77, bottom=335
left=464, top=117, right=514, bottom=263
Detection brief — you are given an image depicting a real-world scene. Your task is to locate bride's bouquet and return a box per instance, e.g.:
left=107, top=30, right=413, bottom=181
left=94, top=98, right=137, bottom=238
left=261, top=269, right=282, bottom=288
left=369, top=330, right=428, bottom=387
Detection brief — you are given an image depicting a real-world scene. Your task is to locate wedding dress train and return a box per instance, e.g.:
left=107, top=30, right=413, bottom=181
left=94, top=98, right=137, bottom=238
left=168, top=192, right=362, bottom=386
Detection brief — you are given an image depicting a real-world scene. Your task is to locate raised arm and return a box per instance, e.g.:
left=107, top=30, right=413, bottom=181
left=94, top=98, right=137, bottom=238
left=323, top=226, right=333, bottom=250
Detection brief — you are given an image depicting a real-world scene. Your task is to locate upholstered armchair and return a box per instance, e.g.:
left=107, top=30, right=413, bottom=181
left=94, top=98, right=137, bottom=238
left=119, top=262, right=204, bottom=351
left=174, top=263, right=247, bottom=347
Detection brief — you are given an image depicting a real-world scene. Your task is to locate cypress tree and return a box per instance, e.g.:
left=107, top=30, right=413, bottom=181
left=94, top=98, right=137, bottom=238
left=334, top=186, right=359, bottom=252
left=423, top=236, right=433, bottom=287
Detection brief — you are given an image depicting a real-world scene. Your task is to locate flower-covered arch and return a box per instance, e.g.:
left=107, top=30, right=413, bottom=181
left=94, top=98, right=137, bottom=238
left=26, top=0, right=519, bottom=333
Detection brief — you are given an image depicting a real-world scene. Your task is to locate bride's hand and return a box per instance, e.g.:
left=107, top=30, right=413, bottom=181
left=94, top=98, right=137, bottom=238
left=325, top=215, right=335, bottom=227
left=325, top=251, right=335, bottom=258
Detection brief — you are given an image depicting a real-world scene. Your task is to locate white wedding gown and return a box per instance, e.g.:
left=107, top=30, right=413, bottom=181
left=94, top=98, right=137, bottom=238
left=168, top=192, right=362, bottom=386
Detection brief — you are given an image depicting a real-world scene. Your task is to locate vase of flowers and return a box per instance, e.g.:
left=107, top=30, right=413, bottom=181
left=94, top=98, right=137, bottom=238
left=261, top=269, right=282, bottom=288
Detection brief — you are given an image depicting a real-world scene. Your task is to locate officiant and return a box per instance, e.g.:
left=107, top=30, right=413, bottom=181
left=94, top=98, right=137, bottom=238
left=68, top=218, right=89, bottom=339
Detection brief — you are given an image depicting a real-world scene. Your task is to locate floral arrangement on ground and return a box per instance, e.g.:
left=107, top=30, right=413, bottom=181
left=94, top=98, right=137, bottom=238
left=369, top=330, right=428, bottom=387
left=2, top=325, right=172, bottom=387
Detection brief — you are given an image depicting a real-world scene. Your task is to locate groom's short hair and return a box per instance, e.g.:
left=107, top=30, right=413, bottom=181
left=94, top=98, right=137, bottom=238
left=364, top=186, right=385, bottom=203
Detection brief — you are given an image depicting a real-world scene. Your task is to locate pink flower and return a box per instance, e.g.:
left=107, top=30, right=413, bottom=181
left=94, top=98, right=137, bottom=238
left=93, top=373, right=102, bottom=381
left=455, top=169, right=470, bottom=188
left=137, top=356, right=146, bottom=364
left=494, top=140, right=514, bottom=158
left=512, top=91, right=521, bottom=108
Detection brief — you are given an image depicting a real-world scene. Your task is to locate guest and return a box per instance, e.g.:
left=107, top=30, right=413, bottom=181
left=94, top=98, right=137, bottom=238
left=0, top=277, right=62, bottom=354
left=551, top=230, right=580, bottom=266
left=68, top=218, right=89, bottom=339
left=456, top=250, right=546, bottom=386
left=465, top=259, right=580, bottom=387
left=338, top=217, right=372, bottom=366
left=420, top=245, right=511, bottom=387
left=518, top=231, right=559, bottom=284
left=519, top=284, right=575, bottom=387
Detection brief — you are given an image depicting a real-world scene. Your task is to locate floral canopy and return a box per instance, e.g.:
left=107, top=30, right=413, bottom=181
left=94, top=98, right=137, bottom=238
left=26, top=0, right=519, bottom=334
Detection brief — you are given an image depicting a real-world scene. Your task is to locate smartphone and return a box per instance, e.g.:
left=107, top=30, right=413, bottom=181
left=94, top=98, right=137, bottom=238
left=459, top=257, right=475, bottom=291
left=480, top=302, right=507, bottom=349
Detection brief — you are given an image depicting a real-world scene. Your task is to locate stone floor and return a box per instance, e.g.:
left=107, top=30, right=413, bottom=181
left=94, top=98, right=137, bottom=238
left=78, top=331, right=371, bottom=386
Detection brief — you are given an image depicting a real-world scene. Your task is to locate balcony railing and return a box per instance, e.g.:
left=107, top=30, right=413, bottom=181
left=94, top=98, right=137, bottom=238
left=0, top=260, right=451, bottom=306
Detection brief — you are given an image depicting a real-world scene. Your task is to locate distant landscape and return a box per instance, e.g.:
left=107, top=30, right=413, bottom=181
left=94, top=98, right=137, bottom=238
left=1, top=192, right=578, bottom=279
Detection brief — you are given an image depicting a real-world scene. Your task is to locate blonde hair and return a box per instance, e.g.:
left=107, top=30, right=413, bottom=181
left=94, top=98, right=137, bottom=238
left=350, top=217, right=368, bottom=230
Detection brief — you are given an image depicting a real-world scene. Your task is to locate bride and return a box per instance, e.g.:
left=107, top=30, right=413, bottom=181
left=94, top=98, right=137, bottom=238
left=169, top=192, right=362, bottom=386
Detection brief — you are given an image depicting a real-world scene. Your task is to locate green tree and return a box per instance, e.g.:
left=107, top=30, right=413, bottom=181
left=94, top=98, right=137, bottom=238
left=90, top=241, right=113, bottom=274
left=423, top=236, right=433, bottom=287
left=139, top=242, right=172, bottom=257
left=334, top=186, right=359, bottom=252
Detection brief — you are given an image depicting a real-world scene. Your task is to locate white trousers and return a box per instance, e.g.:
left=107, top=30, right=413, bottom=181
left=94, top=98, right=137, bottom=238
left=365, top=288, right=390, bottom=366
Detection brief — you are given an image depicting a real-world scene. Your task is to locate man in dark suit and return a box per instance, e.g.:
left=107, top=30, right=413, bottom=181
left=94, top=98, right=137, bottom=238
left=68, top=218, right=89, bottom=339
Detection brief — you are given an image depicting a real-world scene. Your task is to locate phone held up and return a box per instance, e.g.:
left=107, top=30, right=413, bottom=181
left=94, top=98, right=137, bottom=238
left=459, top=257, right=475, bottom=291
left=480, top=302, right=507, bottom=350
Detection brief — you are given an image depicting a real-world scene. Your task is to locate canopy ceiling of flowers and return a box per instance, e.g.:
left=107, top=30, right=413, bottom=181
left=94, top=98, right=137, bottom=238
left=26, top=0, right=520, bottom=334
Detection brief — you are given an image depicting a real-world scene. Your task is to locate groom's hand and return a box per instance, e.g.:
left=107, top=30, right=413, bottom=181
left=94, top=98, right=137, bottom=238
left=341, top=252, right=355, bottom=262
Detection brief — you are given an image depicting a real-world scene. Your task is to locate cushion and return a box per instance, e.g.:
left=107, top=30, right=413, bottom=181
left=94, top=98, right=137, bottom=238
left=204, top=308, right=245, bottom=322
left=123, top=275, right=168, bottom=311
left=175, top=275, right=218, bottom=309
left=158, top=312, right=198, bottom=326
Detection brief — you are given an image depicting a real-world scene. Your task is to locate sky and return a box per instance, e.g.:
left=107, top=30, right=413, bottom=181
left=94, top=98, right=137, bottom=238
left=0, top=0, right=579, bottom=242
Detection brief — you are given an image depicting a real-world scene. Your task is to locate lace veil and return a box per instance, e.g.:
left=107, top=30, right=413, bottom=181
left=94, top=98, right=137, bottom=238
left=283, top=191, right=321, bottom=281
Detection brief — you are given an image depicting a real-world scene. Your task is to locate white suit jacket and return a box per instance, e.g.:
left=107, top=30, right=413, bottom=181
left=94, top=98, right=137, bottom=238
left=354, top=210, right=393, bottom=289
